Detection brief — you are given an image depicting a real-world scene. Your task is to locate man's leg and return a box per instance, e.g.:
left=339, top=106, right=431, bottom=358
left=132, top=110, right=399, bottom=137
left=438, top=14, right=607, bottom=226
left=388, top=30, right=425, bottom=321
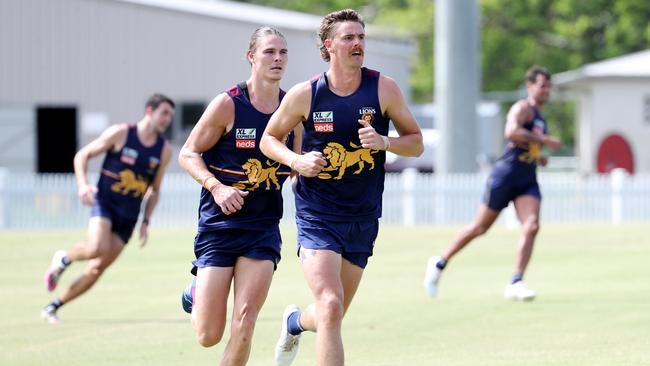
left=58, top=230, right=124, bottom=304
left=442, top=204, right=500, bottom=261
left=503, top=195, right=540, bottom=301
left=512, top=195, right=541, bottom=277
left=42, top=218, right=121, bottom=322
left=68, top=217, right=115, bottom=261
left=220, top=257, right=274, bottom=366
left=424, top=204, right=500, bottom=298
left=191, top=266, right=233, bottom=347
left=44, top=217, right=112, bottom=292
left=296, top=249, right=360, bottom=366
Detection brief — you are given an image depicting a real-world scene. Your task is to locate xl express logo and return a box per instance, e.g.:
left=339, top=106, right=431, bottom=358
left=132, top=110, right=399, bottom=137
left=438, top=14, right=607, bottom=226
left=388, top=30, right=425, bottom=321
left=236, top=128, right=256, bottom=149
left=313, top=111, right=334, bottom=133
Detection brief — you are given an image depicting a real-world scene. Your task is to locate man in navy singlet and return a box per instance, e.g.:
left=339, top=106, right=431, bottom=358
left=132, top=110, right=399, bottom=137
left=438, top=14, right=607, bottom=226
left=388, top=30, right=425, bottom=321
left=424, top=66, right=562, bottom=302
left=41, top=94, right=174, bottom=323
left=177, top=27, right=301, bottom=364
left=261, top=9, right=423, bottom=366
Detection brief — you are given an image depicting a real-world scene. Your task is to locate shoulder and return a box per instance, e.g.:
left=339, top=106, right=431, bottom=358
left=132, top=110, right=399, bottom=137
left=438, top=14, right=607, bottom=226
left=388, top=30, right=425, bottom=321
left=283, top=80, right=313, bottom=103
left=202, top=92, right=235, bottom=119
left=101, top=123, right=130, bottom=141
left=510, top=100, right=533, bottom=118
left=378, top=74, right=404, bottom=107
left=378, top=73, right=399, bottom=91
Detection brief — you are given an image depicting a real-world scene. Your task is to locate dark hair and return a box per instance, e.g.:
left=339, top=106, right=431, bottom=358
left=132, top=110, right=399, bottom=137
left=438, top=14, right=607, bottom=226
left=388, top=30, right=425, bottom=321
left=526, top=66, right=551, bottom=83
left=318, top=9, right=365, bottom=62
left=145, top=93, right=175, bottom=110
left=247, top=26, right=286, bottom=65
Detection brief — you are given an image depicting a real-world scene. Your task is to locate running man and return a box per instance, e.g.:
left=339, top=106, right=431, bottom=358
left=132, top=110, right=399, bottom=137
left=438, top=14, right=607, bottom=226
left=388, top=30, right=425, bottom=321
left=178, top=27, right=300, bottom=365
left=260, top=9, right=423, bottom=366
left=42, top=94, right=174, bottom=323
left=423, top=66, right=562, bottom=301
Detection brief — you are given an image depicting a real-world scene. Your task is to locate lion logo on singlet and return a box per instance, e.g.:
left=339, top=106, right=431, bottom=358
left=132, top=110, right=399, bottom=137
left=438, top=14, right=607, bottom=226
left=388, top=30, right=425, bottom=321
left=317, top=142, right=378, bottom=180
left=518, top=142, right=542, bottom=164
left=233, top=158, right=281, bottom=191
left=111, top=169, right=148, bottom=197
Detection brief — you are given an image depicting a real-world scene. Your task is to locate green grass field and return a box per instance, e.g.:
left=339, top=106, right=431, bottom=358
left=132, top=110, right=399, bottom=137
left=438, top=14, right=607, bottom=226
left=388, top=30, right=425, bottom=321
left=1, top=224, right=648, bottom=365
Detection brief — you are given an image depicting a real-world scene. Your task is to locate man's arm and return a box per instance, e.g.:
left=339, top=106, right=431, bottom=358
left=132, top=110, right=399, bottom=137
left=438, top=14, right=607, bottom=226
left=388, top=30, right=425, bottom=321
left=178, top=93, right=249, bottom=215
left=73, top=124, right=128, bottom=206
left=261, top=82, right=326, bottom=177
left=504, top=101, right=561, bottom=149
left=138, top=141, right=172, bottom=247
left=377, top=75, right=424, bottom=157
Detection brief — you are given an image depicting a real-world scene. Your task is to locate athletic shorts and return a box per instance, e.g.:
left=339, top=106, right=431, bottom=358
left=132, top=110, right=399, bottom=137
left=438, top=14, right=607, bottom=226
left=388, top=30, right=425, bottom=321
left=192, top=227, right=282, bottom=274
left=482, top=172, right=541, bottom=211
left=91, top=201, right=138, bottom=244
left=296, top=216, right=379, bottom=269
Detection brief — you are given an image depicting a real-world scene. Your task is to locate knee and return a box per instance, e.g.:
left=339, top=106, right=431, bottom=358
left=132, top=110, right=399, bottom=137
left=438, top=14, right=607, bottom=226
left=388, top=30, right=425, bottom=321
left=85, top=263, right=107, bottom=278
left=317, top=294, right=344, bottom=325
left=84, top=244, right=104, bottom=259
left=231, top=306, right=258, bottom=342
left=523, top=218, right=540, bottom=236
left=470, top=223, right=490, bottom=237
left=196, top=330, right=223, bottom=348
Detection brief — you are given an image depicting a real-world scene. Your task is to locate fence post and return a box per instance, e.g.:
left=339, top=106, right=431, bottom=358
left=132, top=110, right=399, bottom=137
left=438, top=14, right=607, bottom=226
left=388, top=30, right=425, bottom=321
left=401, top=168, right=417, bottom=226
left=610, top=168, right=627, bottom=224
left=0, top=168, right=7, bottom=229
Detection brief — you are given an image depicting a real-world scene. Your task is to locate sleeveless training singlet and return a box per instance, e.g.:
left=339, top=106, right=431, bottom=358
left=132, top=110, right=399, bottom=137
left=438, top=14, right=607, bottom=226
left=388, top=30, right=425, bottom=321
left=198, top=83, right=293, bottom=232
left=97, top=125, right=165, bottom=220
left=295, top=67, right=390, bottom=222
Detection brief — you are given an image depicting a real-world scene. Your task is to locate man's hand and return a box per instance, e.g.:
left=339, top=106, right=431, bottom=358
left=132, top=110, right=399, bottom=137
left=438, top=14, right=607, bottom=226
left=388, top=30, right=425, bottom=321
left=358, top=119, right=388, bottom=150
left=139, top=221, right=149, bottom=248
left=538, top=155, right=549, bottom=167
left=78, top=184, right=98, bottom=206
left=542, top=135, right=562, bottom=150
left=291, top=151, right=327, bottom=177
left=211, top=184, right=249, bottom=215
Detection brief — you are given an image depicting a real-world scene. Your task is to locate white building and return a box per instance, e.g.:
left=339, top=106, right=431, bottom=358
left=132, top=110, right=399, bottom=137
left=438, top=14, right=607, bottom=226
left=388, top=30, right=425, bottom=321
left=0, top=0, right=414, bottom=172
left=555, top=50, right=650, bottom=174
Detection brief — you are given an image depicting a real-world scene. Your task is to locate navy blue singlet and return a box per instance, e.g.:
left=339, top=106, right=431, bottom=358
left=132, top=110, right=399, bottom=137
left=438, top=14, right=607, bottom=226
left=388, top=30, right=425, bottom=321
left=97, top=125, right=165, bottom=219
left=493, top=103, right=548, bottom=177
left=198, top=83, right=292, bottom=232
left=295, top=67, right=390, bottom=222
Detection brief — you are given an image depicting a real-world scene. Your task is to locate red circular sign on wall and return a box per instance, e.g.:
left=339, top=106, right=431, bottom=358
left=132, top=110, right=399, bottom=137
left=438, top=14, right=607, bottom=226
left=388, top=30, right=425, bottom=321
left=596, top=134, right=634, bottom=174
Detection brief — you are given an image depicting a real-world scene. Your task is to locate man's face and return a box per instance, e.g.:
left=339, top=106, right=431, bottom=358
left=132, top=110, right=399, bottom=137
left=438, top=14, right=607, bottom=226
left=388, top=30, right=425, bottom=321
left=326, top=21, right=365, bottom=67
left=148, top=102, right=175, bottom=134
left=527, top=74, right=551, bottom=103
left=249, top=34, right=288, bottom=81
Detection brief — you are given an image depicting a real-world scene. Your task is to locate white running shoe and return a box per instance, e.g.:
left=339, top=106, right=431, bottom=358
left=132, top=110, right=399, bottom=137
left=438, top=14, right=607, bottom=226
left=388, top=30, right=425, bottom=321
left=504, top=281, right=536, bottom=301
left=41, top=305, right=60, bottom=324
left=274, top=304, right=301, bottom=366
left=423, top=256, right=443, bottom=298
left=44, top=250, right=68, bottom=292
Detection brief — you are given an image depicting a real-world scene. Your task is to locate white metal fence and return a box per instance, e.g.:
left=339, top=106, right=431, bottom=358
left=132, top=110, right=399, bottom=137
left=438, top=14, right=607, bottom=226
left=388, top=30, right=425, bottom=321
left=1, top=169, right=648, bottom=229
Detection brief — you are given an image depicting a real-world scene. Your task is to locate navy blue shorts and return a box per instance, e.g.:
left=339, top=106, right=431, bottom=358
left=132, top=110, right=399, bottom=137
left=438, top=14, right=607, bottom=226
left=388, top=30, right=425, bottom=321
left=482, top=173, right=541, bottom=211
left=91, top=201, right=137, bottom=244
left=192, top=227, right=282, bottom=274
left=296, top=216, right=379, bottom=269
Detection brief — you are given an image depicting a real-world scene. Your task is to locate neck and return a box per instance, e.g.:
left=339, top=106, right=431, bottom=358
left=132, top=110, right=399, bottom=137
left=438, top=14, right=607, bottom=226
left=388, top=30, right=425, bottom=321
left=326, top=64, right=362, bottom=96
left=527, top=96, right=544, bottom=111
left=136, top=117, right=159, bottom=145
left=247, top=75, right=281, bottom=113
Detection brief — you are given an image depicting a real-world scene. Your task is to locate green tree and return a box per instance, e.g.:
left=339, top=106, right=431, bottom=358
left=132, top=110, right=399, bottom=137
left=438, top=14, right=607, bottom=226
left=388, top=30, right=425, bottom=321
left=239, top=0, right=650, bottom=150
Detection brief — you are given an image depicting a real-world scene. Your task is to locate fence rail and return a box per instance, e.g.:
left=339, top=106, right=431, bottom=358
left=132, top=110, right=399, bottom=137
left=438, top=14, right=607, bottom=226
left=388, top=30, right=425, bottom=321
left=1, top=169, right=648, bottom=229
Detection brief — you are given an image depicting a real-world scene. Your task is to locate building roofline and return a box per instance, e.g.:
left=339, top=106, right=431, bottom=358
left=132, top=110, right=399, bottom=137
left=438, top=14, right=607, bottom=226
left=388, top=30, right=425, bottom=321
left=554, top=49, right=650, bottom=86
left=114, top=0, right=410, bottom=42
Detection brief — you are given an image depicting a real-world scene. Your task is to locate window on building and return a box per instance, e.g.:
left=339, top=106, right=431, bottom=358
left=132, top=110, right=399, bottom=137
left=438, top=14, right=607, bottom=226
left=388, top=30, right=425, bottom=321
left=181, top=102, right=206, bottom=130
left=169, top=101, right=206, bottom=142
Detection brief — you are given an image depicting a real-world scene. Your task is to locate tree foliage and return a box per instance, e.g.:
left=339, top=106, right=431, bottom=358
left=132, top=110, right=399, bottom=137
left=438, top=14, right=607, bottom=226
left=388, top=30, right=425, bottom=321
left=238, top=0, right=650, bottom=149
